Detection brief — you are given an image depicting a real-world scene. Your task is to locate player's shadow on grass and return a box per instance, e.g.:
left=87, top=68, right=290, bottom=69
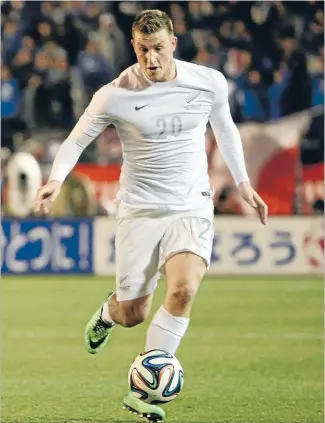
left=62, top=420, right=148, bottom=423
left=62, top=420, right=251, bottom=423
left=3, top=420, right=283, bottom=423
left=62, top=420, right=145, bottom=423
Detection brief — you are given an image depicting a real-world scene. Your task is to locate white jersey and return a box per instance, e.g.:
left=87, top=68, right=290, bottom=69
left=49, top=59, right=249, bottom=210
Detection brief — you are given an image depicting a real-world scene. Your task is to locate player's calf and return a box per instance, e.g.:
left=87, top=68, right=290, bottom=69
left=145, top=252, right=206, bottom=355
left=110, top=294, right=153, bottom=328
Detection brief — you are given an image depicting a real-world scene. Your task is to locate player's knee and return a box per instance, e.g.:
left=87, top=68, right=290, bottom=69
left=168, top=280, right=198, bottom=307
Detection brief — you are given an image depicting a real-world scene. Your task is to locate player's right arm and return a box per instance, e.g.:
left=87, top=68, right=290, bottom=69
left=35, top=86, right=112, bottom=215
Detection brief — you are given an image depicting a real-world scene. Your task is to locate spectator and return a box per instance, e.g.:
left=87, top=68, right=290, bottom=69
left=187, top=1, right=215, bottom=30
left=91, top=13, right=129, bottom=75
left=39, top=1, right=67, bottom=28
left=238, top=70, right=269, bottom=122
left=311, top=51, right=324, bottom=106
left=232, top=20, right=253, bottom=50
left=207, top=35, right=228, bottom=70
left=302, top=6, right=324, bottom=54
left=279, top=33, right=313, bottom=116
left=169, top=3, right=186, bottom=22
left=47, top=56, right=74, bottom=128
left=235, top=49, right=254, bottom=80
left=1, top=65, right=21, bottom=118
left=77, top=39, right=114, bottom=100
left=43, top=41, right=67, bottom=62
left=2, top=20, right=22, bottom=64
left=248, top=1, right=287, bottom=62
left=193, top=48, right=219, bottom=69
left=217, top=20, right=233, bottom=49
left=11, top=48, right=34, bottom=90
left=32, top=51, right=51, bottom=127
left=174, top=20, right=197, bottom=62
left=21, top=36, right=36, bottom=52
left=16, top=1, right=42, bottom=33
left=60, top=2, right=88, bottom=66
left=81, top=2, right=103, bottom=33
left=21, top=74, right=43, bottom=129
left=40, top=1, right=55, bottom=20
left=36, top=20, right=59, bottom=47
left=268, top=69, right=289, bottom=120
left=34, top=50, right=50, bottom=79
left=1, top=65, right=26, bottom=151
left=113, top=1, right=141, bottom=39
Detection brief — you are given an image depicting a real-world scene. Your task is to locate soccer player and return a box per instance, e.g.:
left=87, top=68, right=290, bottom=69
left=35, top=9, right=268, bottom=422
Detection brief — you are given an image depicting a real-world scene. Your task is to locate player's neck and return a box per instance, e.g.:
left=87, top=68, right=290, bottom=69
left=163, top=60, right=177, bottom=82
left=157, top=60, right=177, bottom=83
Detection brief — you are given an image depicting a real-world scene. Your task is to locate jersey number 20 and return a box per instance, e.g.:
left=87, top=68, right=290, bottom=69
left=156, top=115, right=182, bottom=140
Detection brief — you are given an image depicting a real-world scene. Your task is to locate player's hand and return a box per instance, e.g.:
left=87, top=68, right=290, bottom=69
left=237, top=181, right=268, bottom=225
left=34, top=180, right=61, bottom=215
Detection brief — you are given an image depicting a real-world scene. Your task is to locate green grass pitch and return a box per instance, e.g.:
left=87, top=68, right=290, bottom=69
left=1, top=276, right=323, bottom=423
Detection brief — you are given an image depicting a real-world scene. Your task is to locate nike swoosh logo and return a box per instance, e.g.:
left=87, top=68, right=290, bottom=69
left=135, top=104, right=149, bottom=111
left=89, top=335, right=107, bottom=350
left=119, top=273, right=129, bottom=285
left=186, top=92, right=201, bottom=103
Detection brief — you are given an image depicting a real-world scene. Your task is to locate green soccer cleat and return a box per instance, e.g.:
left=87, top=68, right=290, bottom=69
left=84, top=293, right=115, bottom=354
left=123, top=391, right=166, bottom=422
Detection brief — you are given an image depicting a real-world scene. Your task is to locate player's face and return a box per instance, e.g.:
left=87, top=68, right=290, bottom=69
left=132, top=29, right=177, bottom=82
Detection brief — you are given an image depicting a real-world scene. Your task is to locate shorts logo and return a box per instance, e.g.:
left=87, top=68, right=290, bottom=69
left=119, top=285, right=131, bottom=291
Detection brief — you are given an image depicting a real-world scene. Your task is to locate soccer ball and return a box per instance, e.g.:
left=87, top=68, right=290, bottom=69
left=128, top=349, right=184, bottom=404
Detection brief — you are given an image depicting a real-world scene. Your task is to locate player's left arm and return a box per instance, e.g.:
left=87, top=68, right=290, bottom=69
left=208, top=71, right=268, bottom=225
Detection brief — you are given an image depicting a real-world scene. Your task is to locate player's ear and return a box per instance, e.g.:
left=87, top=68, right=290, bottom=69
left=172, top=36, right=178, bottom=53
left=131, top=38, right=136, bottom=53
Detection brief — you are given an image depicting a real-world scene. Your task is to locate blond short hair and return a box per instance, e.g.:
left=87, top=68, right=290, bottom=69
left=132, top=9, right=174, bottom=37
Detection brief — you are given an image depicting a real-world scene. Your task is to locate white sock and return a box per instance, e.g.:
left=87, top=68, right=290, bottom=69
left=101, top=299, right=115, bottom=325
left=145, top=306, right=190, bottom=355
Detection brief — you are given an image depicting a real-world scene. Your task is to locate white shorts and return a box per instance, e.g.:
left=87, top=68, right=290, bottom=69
left=115, top=200, right=214, bottom=301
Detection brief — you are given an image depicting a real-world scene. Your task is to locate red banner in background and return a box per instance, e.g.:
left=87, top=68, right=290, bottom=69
left=75, top=164, right=121, bottom=182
